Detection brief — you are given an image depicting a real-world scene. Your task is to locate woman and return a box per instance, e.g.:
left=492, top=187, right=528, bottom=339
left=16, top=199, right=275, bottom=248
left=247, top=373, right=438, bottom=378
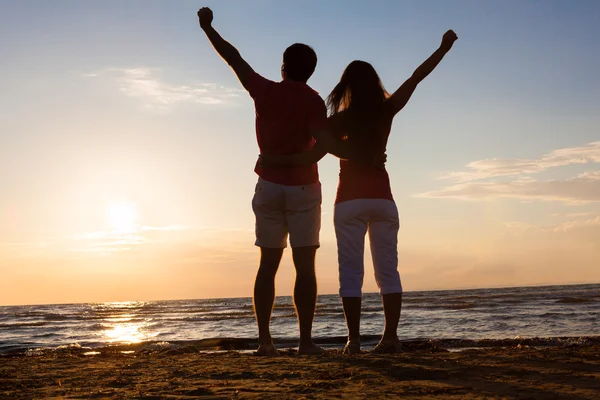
left=261, top=30, right=458, bottom=354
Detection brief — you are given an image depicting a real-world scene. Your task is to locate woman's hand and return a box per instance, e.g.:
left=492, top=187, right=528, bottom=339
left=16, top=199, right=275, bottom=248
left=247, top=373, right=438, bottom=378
left=257, top=153, right=282, bottom=167
left=372, top=152, right=387, bottom=169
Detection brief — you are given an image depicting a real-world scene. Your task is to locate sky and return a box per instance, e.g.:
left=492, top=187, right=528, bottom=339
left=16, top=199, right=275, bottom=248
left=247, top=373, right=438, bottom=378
left=1, top=0, right=599, bottom=305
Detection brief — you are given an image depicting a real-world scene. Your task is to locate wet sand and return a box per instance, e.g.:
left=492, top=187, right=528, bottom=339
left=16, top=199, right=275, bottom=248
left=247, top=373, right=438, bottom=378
left=2, top=340, right=599, bottom=399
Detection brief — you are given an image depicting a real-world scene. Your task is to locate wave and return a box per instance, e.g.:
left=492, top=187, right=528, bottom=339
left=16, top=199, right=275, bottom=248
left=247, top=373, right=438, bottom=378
left=3, top=335, right=599, bottom=357
left=180, top=314, right=255, bottom=322
left=407, top=302, right=478, bottom=310
left=0, top=321, right=48, bottom=329
left=44, top=314, right=74, bottom=321
left=402, top=288, right=600, bottom=304
left=556, top=297, right=595, bottom=304
left=32, top=332, right=62, bottom=338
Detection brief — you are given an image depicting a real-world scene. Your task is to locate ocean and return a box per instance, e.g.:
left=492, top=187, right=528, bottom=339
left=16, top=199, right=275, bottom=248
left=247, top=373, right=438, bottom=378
left=1, top=284, right=598, bottom=355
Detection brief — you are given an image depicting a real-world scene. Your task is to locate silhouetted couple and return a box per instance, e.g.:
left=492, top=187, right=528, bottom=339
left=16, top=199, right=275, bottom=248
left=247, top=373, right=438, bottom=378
left=198, top=7, right=457, bottom=356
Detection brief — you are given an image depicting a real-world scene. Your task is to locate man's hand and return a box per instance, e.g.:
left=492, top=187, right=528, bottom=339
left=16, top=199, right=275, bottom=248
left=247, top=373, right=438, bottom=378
left=440, top=30, right=458, bottom=52
left=196, top=6, right=254, bottom=90
left=197, top=7, right=213, bottom=30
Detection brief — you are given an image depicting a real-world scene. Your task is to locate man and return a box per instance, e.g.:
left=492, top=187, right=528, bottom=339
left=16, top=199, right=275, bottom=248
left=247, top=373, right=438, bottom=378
left=197, top=7, right=331, bottom=356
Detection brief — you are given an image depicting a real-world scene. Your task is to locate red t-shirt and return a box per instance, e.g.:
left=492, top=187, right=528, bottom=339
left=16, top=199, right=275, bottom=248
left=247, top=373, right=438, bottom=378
left=332, top=103, right=395, bottom=205
left=246, top=71, right=328, bottom=186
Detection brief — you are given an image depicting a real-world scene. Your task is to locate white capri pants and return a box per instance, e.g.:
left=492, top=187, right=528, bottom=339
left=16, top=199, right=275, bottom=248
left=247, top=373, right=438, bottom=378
left=334, top=198, right=402, bottom=297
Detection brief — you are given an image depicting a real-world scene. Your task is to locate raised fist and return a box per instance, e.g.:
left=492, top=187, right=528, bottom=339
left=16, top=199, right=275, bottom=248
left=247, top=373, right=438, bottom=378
left=441, top=30, right=458, bottom=51
left=197, top=7, right=213, bottom=29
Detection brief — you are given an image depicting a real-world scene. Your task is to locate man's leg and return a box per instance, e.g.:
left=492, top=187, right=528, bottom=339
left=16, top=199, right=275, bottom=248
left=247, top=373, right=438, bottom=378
left=291, top=246, right=321, bottom=354
left=286, top=181, right=323, bottom=354
left=253, top=247, right=284, bottom=356
left=251, top=178, right=287, bottom=356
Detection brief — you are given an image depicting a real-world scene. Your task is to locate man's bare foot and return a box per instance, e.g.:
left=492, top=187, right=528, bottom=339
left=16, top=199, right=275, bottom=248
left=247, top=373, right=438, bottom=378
left=297, top=342, right=324, bottom=356
left=253, top=343, right=280, bottom=357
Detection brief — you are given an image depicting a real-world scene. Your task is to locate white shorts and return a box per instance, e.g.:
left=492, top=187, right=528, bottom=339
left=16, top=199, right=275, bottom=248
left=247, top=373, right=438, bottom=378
left=334, top=198, right=402, bottom=297
left=252, top=177, right=321, bottom=248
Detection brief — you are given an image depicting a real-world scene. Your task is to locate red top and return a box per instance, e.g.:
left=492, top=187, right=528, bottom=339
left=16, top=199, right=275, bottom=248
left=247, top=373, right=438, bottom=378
left=247, top=71, right=328, bottom=186
left=333, top=102, right=395, bottom=205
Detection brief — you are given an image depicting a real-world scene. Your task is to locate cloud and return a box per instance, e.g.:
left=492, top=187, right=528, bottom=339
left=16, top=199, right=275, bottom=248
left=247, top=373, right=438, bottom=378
left=71, top=224, right=186, bottom=253
left=419, top=142, right=600, bottom=204
left=563, top=212, right=597, bottom=218
left=443, top=141, right=600, bottom=182
left=545, top=215, right=600, bottom=232
left=418, top=171, right=600, bottom=204
left=85, top=68, right=243, bottom=109
left=141, top=225, right=187, bottom=232
left=504, top=214, right=600, bottom=236
left=68, top=225, right=255, bottom=255
left=71, top=230, right=145, bottom=253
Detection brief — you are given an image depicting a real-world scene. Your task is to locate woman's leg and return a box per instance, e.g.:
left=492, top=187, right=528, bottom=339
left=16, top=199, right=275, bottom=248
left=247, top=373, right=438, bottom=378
left=380, top=293, right=403, bottom=342
left=342, top=297, right=361, bottom=343
left=368, top=200, right=403, bottom=349
left=334, top=200, right=368, bottom=349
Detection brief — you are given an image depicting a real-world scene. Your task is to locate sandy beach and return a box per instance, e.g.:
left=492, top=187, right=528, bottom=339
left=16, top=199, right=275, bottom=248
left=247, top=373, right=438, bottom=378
left=2, top=339, right=599, bottom=399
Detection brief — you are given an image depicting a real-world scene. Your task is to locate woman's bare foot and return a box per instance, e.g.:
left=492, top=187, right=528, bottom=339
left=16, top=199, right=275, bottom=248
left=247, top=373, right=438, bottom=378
left=254, top=343, right=280, bottom=357
left=372, top=339, right=402, bottom=354
left=342, top=338, right=361, bottom=355
left=297, top=342, right=324, bottom=355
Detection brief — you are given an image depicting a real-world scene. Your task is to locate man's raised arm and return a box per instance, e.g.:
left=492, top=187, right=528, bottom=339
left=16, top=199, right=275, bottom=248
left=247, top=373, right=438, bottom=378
left=197, top=7, right=254, bottom=89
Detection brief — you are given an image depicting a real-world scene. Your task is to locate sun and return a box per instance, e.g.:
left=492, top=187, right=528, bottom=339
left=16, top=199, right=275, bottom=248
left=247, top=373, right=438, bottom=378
left=106, top=202, right=139, bottom=233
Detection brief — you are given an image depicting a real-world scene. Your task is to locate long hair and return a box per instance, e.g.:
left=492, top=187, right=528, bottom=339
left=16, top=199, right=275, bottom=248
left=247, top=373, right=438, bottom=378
left=326, top=61, right=390, bottom=162
left=327, top=60, right=389, bottom=115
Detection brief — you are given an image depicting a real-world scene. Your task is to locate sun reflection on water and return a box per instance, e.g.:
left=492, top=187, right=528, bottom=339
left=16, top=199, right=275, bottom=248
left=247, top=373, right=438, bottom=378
left=103, top=323, right=147, bottom=343
left=98, top=301, right=159, bottom=344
